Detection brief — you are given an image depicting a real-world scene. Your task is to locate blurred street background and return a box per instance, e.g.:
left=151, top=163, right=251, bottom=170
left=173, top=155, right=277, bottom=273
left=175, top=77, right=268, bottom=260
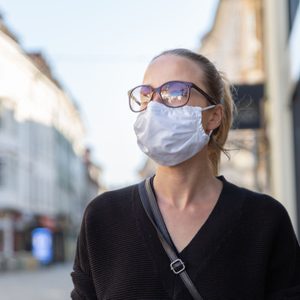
left=0, top=0, right=299, bottom=299
left=0, top=262, right=73, bottom=299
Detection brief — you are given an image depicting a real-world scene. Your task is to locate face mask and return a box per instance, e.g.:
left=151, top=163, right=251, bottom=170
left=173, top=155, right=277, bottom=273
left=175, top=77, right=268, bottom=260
left=134, top=101, right=215, bottom=166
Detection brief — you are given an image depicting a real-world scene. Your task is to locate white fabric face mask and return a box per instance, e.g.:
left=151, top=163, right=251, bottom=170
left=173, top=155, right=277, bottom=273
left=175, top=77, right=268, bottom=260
left=134, top=101, right=215, bottom=166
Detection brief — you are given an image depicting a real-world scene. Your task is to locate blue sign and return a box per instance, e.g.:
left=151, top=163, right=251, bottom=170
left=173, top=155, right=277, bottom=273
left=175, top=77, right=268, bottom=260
left=32, top=227, right=53, bottom=264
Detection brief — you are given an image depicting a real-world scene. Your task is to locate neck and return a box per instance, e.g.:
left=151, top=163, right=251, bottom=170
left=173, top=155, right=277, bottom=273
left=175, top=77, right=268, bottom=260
left=153, top=150, right=221, bottom=210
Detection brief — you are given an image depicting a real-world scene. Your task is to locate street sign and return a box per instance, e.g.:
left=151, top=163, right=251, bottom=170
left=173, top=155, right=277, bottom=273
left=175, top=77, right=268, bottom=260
left=232, top=84, right=264, bottom=129
left=32, top=227, right=53, bottom=264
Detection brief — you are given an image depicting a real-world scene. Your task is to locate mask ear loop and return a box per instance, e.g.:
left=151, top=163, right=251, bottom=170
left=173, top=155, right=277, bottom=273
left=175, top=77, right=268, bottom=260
left=200, top=105, right=216, bottom=138
left=201, top=104, right=216, bottom=112
left=203, top=99, right=224, bottom=137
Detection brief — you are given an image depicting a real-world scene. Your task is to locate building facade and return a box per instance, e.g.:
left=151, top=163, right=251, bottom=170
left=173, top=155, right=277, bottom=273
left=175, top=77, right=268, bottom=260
left=0, top=16, right=102, bottom=269
left=263, top=0, right=300, bottom=236
left=199, top=0, right=300, bottom=236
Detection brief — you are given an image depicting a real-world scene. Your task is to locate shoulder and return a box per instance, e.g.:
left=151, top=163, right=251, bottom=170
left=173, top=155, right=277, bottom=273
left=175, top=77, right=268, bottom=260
left=83, top=183, right=139, bottom=222
left=223, top=177, right=291, bottom=226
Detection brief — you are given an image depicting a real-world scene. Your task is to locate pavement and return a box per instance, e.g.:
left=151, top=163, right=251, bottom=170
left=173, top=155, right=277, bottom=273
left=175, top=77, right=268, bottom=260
left=0, top=262, right=74, bottom=300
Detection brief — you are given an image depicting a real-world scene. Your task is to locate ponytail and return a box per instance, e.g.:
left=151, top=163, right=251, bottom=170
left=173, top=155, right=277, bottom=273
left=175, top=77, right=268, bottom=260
left=208, top=74, right=235, bottom=175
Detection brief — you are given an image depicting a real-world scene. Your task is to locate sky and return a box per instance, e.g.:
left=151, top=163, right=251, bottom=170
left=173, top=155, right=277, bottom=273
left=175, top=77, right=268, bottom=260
left=0, top=0, right=219, bottom=188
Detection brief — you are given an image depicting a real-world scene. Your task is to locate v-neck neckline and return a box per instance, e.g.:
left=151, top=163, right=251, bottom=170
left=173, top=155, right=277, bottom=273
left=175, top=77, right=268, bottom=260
left=178, top=177, right=225, bottom=255
left=133, top=176, right=245, bottom=297
left=149, top=175, right=225, bottom=255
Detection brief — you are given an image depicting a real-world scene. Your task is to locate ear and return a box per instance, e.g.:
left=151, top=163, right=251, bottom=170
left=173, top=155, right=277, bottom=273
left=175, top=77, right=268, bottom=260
left=206, top=104, right=223, bottom=131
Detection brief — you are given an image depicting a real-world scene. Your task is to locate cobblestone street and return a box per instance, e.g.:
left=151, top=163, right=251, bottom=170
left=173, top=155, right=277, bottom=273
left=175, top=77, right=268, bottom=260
left=0, top=262, right=74, bottom=300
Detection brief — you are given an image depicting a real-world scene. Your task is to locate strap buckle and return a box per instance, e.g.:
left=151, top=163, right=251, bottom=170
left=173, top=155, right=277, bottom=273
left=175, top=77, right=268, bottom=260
left=170, top=258, right=185, bottom=274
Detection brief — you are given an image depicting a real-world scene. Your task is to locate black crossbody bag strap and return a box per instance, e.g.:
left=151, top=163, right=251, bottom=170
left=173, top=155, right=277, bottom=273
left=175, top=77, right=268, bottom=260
left=138, top=178, right=204, bottom=300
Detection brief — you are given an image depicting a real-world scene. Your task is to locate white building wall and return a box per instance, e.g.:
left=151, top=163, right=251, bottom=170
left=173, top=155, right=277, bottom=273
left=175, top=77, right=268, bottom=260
left=0, top=28, right=86, bottom=221
left=0, top=18, right=104, bottom=266
left=0, top=105, right=18, bottom=208
left=0, top=30, right=85, bottom=155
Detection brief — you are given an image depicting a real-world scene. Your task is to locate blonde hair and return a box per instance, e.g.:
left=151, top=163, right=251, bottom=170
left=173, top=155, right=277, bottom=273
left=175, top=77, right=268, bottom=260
left=153, top=49, right=235, bottom=175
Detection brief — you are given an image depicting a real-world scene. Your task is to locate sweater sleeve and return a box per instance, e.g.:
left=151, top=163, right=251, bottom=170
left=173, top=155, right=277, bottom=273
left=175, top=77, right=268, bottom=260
left=265, top=204, right=300, bottom=299
left=70, top=208, right=97, bottom=300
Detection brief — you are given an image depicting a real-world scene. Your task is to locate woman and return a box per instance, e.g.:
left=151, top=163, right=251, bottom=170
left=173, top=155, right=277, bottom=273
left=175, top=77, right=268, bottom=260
left=71, top=49, right=300, bottom=300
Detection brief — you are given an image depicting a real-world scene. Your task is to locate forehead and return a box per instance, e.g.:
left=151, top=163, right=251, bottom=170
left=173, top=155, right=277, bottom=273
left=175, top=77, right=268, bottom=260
left=143, top=54, right=205, bottom=87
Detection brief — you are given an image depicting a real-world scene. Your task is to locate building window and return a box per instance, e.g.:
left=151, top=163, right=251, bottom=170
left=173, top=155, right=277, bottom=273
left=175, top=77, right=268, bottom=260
left=0, top=156, right=17, bottom=188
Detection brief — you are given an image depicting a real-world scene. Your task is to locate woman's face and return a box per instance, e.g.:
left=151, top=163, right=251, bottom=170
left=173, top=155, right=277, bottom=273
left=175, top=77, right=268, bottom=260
left=143, top=54, right=211, bottom=108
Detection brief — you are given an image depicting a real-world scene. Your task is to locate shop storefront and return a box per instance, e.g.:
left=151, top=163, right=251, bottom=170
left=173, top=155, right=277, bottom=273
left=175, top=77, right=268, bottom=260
left=0, top=210, right=71, bottom=270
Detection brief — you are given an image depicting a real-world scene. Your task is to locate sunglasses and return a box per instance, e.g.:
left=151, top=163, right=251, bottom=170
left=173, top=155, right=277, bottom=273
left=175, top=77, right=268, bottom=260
left=128, top=80, right=216, bottom=112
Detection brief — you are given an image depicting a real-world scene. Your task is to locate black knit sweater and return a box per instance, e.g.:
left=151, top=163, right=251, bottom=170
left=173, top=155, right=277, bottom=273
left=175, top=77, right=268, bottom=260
left=71, top=177, right=300, bottom=300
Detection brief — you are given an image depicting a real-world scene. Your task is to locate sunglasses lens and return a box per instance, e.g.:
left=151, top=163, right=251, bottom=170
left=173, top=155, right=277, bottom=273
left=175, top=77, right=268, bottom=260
left=161, top=82, right=189, bottom=107
left=129, top=85, right=152, bottom=112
